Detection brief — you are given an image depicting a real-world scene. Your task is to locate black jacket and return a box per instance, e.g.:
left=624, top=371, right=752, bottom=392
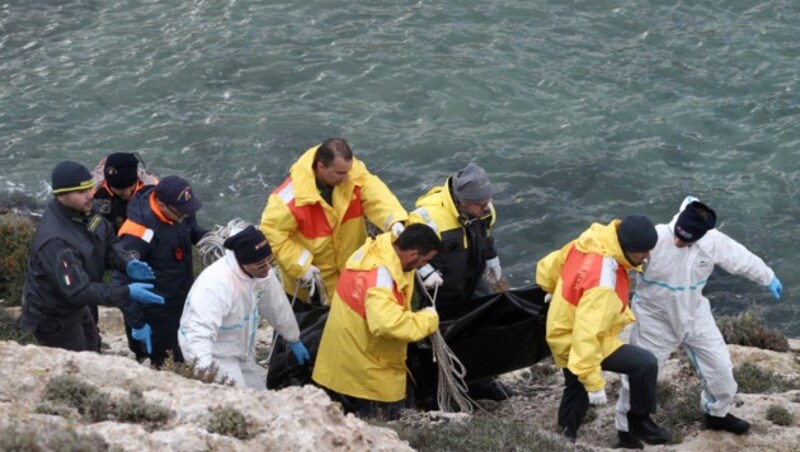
left=92, top=180, right=144, bottom=234
left=116, top=186, right=208, bottom=320
left=20, top=199, right=145, bottom=329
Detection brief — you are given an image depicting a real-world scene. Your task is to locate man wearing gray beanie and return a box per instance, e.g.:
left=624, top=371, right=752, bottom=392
left=408, top=162, right=509, bottom=401
left=536, top=214, right=670, bottom=446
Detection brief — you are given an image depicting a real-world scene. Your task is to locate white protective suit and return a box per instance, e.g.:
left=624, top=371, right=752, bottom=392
left=615, top=197, right=775, bottom=431
left=179, top=252, right=301, bottom=389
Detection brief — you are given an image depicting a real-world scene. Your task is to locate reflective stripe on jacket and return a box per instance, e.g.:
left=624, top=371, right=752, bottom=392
left=258, top=145, right=408, bottom=303
left=117, top=187, right=208, bottom=317
left=536, top=219, right=639, bottom=392
left=312, top=233, right=439, bottom=402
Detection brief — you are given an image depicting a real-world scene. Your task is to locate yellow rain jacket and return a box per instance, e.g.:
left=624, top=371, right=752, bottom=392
left=408, top=178, right=497, bottom=303
left=259, top=145, right=408, bottom=303
left=312, top=232, right=439, bottom=402
left=536, top=220, right=640, bottom=392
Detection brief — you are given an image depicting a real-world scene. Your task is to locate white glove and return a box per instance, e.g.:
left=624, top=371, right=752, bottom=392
left=300, top=265, right=321, bottom=298
left=418, top=264, right=444, bottom=290
left=485, top=257, right=502, bottom=283
left=588, top=389, right=607, bottom=406
left=421, top=306, right=437, bottom=314
left=391, top=222, right=405, bottom=238
left=544, top=293, right=553, bottom=303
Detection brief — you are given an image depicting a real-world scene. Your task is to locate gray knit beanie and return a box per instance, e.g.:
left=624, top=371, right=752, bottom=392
left=452, top=163, right=492, bottom=203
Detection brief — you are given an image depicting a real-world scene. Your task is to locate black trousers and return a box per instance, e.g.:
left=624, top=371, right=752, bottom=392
left=34, top=307, right=100, bottom=352
left=321, top=387, right=404, bottom=421
left=125, top=312, right=183, bottom=367
left=558, top=344, right=657, bottom=436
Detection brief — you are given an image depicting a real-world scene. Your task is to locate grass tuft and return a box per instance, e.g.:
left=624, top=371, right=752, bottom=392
left=385, top=415, right=571, bottom=452
left=733, top=363, right=800, bottom=394
left=765, top=405, right=794, bottom=426
left=208, top=407, right=251, bottom=440
left=716, top=311, right=788, bottom=352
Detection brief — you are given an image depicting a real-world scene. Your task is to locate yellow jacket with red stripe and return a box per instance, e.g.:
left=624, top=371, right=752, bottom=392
left=259, top=145, right=408, bottom=303
left=536, top=219, right=640, bottom=392
left=311, top=232, right=439, bottom=402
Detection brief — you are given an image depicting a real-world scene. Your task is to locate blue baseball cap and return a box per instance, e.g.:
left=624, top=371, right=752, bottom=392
left=155, top=175, right=202, bottom=215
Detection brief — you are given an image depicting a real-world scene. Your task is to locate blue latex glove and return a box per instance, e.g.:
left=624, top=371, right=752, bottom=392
left=131, top=323, right=153, bottom=355
left=126, top=260, right=155, bottom=281
left=768, top=276, right=782, bottom=299
left=128, top=283, right=165, bottom=305
left=289, top=341, right=311, bottom=365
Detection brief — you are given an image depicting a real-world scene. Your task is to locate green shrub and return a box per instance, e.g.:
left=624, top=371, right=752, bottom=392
left=161, top=354, right=233, bottom=386
left=386, top=415, right=571, bottom=452
left=766, top=405, right=794, bottom=426
left=40, top=376, right=172, bottom=428
left=654, top=380, right=704, bottom=443
left=0, top=213, right=36, bottom=307
left=0, top=307, right=36, bottom=344
left=40, top=375, right=111, bottom=423
left=734, top=363, right=800, bottom=394
left=716, top=311, right=788, bottom=352
left=0, top=423, right=109, bottom=451
left=208, top=407, right=251, bottom=440
left=111, top=388, right=173, bottom=428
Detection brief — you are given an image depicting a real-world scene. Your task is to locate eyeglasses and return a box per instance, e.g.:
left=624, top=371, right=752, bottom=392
left=163, top=203, right=188, bottom=221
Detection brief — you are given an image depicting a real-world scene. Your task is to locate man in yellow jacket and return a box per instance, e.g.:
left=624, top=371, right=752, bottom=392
left=536, top=215, right=671, bottom=446
left=312, top=224, right=441, bottom=420
left=259, top=138, right=408, bottom=308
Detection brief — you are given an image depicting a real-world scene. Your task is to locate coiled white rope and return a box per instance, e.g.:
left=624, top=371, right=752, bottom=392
left=415, top=273, right=479, bottom=414
left=197, top=218, right=251, bottom=267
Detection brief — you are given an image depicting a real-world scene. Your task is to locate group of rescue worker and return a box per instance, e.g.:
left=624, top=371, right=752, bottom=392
left=19, top=138, right=783, bottom=448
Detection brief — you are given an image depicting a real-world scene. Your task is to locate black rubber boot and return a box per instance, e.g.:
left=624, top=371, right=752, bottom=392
left=467, top=378, right=512, bottom=401
left=627, top=412, right=671, bottom=445
left=705, top=413, right=751, bottom=434
left=615, top=431, right=643, bottom=449
left=560, top=425, right=577, bottom=443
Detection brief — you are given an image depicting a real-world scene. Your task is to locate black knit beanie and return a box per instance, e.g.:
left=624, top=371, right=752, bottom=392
left=617, top=215, right=658, bottom=252
left=224, top=226, right=273, bottom=265
left=674, top=201, right=717, bottom=243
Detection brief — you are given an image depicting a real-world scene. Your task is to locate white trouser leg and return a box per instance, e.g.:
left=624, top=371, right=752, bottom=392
left=684, top=321, right=736, bottom=417
left=241, top=359, right=268, bottom=391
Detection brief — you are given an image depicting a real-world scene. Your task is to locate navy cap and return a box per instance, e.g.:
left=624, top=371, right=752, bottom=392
left=155, top=175, right=202, bottom=215
left=675, top=201, right=716, bottom=243
left=52, top=161, right=95, bottom=194
left=104, top=153, right=139, bottom=189
left=224, top=226, right=273, bottom=265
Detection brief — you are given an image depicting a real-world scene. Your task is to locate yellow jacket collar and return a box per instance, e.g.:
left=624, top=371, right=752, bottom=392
left=574, top=219, right=643, bottom=272
left=289, top=145, right=369, bottom=205
left=348, top=232, right=410, bottom=290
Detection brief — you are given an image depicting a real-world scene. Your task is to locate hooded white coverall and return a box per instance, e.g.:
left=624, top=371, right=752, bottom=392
left=615, top=197, right=775, bottom=431
left=179, top=252, right=301, bottom=389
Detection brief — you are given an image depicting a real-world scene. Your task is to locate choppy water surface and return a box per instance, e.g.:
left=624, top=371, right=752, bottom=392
left=2, top=0, right=798, bottom=334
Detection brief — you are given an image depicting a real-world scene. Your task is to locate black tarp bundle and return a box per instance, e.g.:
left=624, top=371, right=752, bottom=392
left=266, top=286, right=551, bottom=399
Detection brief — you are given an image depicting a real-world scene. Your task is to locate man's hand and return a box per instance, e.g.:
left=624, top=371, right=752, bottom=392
left=588, top=389, right=607, bottom=406
left=126, top=260, right=155, bottom=281
left=391, top=222, right=405, bottom=238
left=300, top=265, right=321, bottom=298
left=418, top=264, right=443, bottom=290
